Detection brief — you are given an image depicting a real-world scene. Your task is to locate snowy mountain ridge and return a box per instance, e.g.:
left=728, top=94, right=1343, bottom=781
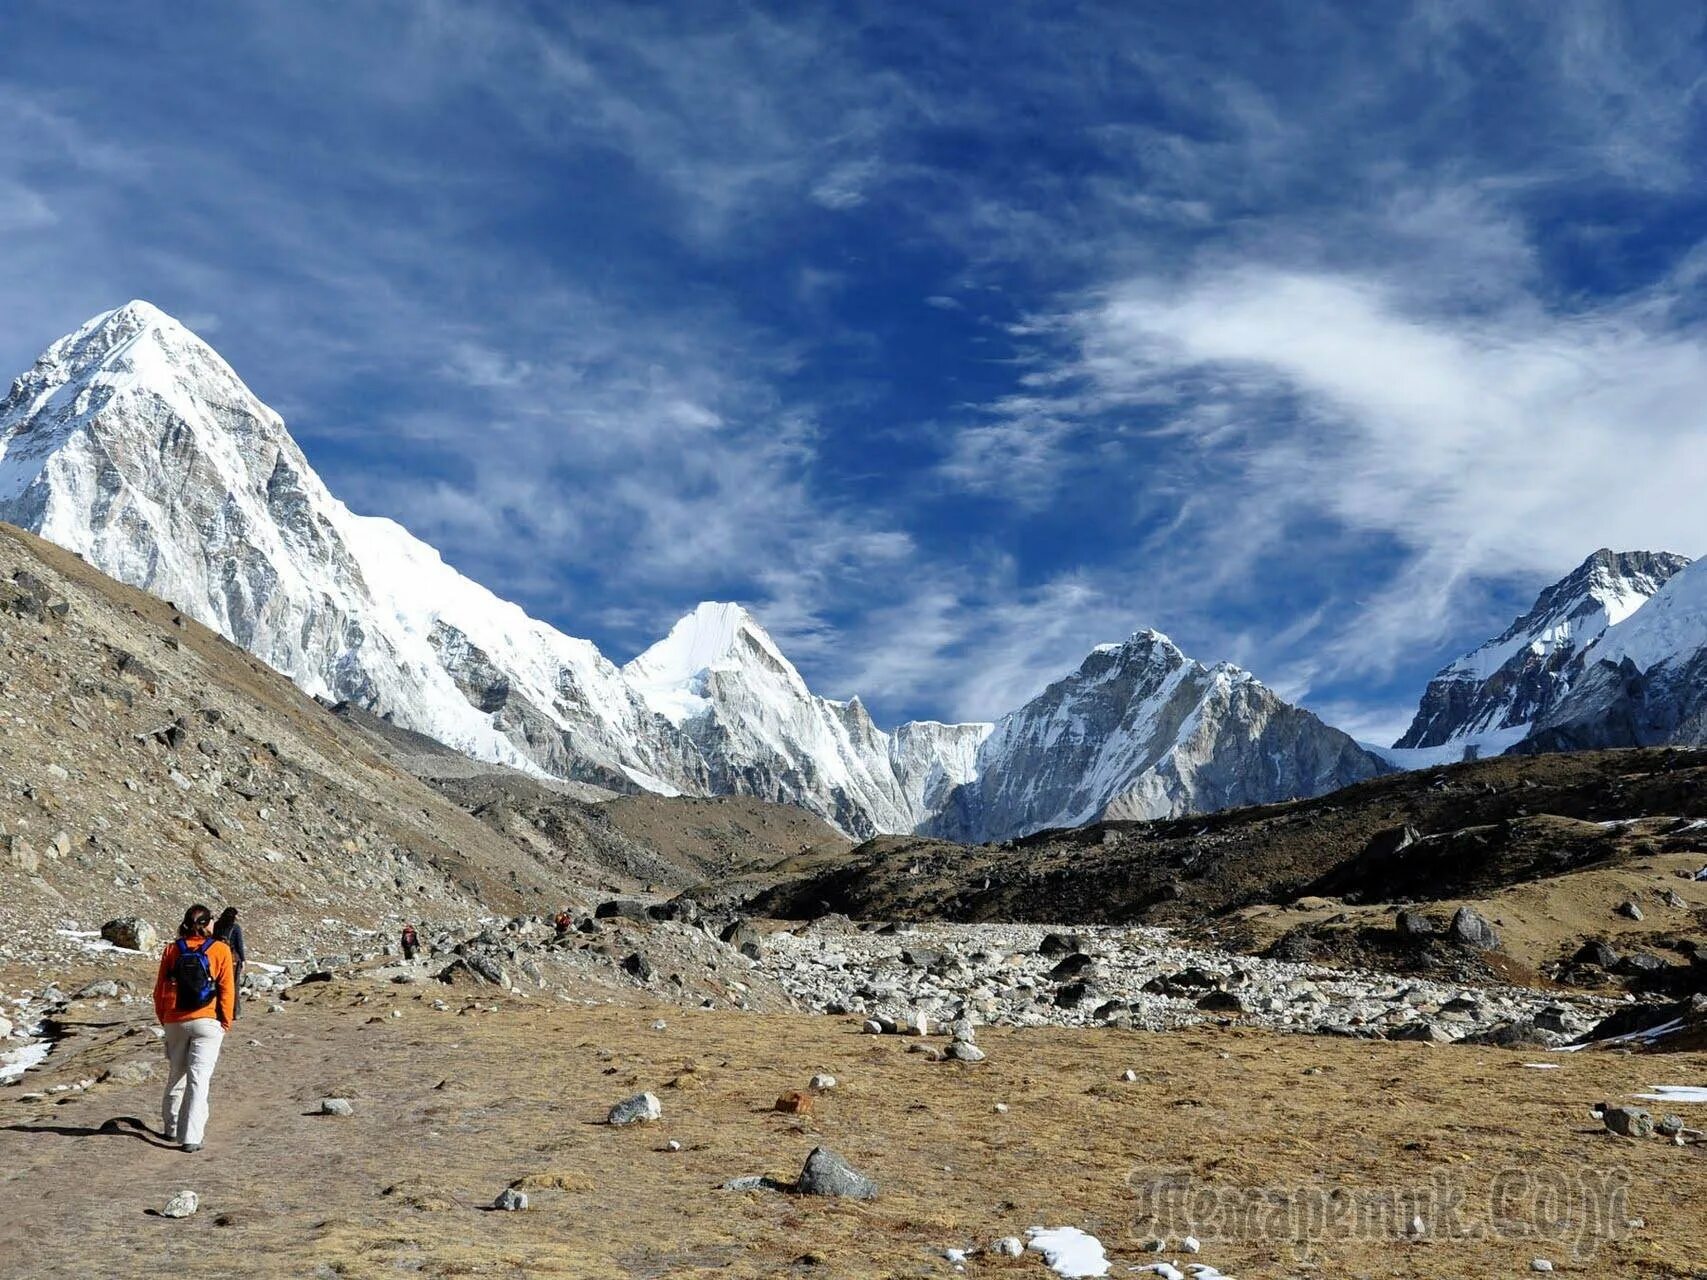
left=1390, top=549, right=1693, bottom=763
left=926, top=629, right=1390, bottom=842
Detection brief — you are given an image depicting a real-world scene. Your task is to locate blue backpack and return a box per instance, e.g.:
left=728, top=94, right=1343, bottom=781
left=172, top=937, right=219, bottom=1008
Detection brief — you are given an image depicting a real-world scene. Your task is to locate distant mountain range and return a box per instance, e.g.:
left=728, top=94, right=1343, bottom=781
left=2, top=302, right=1700, bottom=841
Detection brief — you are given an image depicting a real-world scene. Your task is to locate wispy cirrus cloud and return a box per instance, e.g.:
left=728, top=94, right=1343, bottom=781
left=5, top=1, right=1707, bottom=740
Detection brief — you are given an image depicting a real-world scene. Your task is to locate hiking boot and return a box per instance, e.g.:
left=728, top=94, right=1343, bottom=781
left=181, top=1143, right=202, bottom=1153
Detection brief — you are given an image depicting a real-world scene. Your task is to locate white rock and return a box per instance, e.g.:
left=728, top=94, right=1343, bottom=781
left=161, top=1189, right=198, bottom=1218
left=809, top=1073, right=836, bottom=1091
left=1120, top=1069, right=1139, bottom=1082
left=1530, top=1261, right=1554, bottom=1273
left=607, top=1091, right=662, bottom=1125
left=992, top=1237, right=1023, bottom=1257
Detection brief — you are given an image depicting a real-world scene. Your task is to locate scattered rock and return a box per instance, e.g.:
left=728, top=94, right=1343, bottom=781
left=808, top=1074, right=836, bottom=1091
left=607, top=1092, right=662, bottom=1126
left=945, top=1042, right=986, bottom=1063
left=1449, top=906, right=1500, bottom=951
left=1394, top=909, right=1436, bottom=939
left=1657, top=1114, right=1686, bottom=1138
left=161, top=1190, right=198, bottom=1218
left=1602, top=1106, right=1653, bottom=1138
left=1616, top=901, right=1645, bottom=922
left=492, top=1187, right=527, bottom=1211
left=774, top=1090, right=813, bottom=1115
left=1037, top=932, right=1081, bottom=957
left=992, top=1237, right=1023, bottom=1257
left=1530, top=1260, right=1554, bottom=1273
left=795, top=1146, right=877, bottom=1199
left=100, top=916, right=158, bottom=952
left=319, top=1098, right=354, bottom=1116
left=1573, top=940, right=1619, bottom=969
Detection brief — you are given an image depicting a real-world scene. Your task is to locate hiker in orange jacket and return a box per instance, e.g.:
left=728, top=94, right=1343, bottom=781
left=153, top=903, right=237, bottom=1152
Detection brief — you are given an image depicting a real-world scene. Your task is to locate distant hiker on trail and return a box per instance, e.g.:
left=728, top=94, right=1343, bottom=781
left=153, top=904, right=236, bottom=1153
left=401, top=923, right=419, bottom=961
left=212, top=906, right=246, bottom=1014
left=554, top=911, right=572, bottom=939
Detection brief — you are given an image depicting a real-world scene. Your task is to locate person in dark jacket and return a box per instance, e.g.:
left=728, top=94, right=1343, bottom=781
left=212, top=907, right=246, bottom=1015
left=400, top=923, right=419, bottom=962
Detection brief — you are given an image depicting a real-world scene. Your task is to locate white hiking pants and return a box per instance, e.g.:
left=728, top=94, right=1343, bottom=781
left=161, top=1019, right=224, bottom=1146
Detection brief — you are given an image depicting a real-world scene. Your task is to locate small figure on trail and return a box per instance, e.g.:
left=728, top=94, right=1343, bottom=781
left=401, top=922, right=420, bottom=961
left=153, top=903, right=237, bottom=1153
left=553, top=911, right=573, bottom=939
left=212, top=906, right=246, bottom=1014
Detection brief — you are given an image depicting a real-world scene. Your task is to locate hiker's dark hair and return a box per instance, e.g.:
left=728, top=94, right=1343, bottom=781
left=179, top=904, right=213, bottom=938
left=214, top=906, right=239, bottom=934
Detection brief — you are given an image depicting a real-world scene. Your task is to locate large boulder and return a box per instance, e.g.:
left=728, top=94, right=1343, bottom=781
left=1449, top=907, right=1500, bottom=951
left=796, top=1147, right=877, bottom=1199
left=100, top=917, right=158, bottom=952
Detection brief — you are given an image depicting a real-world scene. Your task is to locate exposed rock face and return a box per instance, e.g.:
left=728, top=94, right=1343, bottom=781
left=623, top=602, right=989, bottom=838
left=926, top=631, right=1390, bottom=843
left=1522, top=556, right=1707, bottom=753
left=1394, top=550, right=1690, bottom=757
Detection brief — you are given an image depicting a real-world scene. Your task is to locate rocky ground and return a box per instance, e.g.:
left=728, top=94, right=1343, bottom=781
left=3, top=955, right=1705, bottom=1279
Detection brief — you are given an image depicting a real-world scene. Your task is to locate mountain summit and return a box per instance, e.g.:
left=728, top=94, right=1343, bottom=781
left=927, top=628, right=1389, bottom=842
left=1392, top=549, right=1691, bottom=759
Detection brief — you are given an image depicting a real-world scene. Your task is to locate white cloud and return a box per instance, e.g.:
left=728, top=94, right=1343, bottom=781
left=970, top=262, right=1707, bottom=688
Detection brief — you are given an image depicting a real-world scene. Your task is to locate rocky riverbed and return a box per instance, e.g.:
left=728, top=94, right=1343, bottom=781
left=756, top=918, right=1615, bottom=1047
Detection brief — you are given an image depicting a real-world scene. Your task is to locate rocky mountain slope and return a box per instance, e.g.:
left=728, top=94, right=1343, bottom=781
left=755, top=745, right=1707, bottom=990
left=0, top=519, right=849, bottom=955
left=925, top=629, right=1390, bottom=842
left=0, top=520, right=562, bottom=954
left=0, top=303, right=1394, bottom=841
left=1393, top=549, right=1690, bottom=760
left=1522, top=555, right=1707, bottom=753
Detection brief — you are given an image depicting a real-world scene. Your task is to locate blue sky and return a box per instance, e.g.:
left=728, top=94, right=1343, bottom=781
left=4, top=2, right=1707, bottom=742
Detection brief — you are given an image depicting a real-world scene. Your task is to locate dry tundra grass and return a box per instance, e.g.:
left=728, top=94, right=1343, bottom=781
left=2, top=965, right=1705, bottom=1278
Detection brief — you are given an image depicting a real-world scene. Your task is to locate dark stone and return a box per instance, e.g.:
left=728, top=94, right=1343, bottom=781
left=1053, top=981, right=1091, bottom=1009
left=1048, top=953, right=1095, bottom=980
left=1395, top=909, right=1437, bottom=939
left=1037, top=932, right=1081, bottom=957
left=1603, top=1106, right=1653, bottom=1138
left=1573, top=940, right=1620, bottom=969
left=595, top=900, right=650, bottom=921
left=621, top=952, right=653, bottom=981
left=1450, top=906, right=1500, bottom=951
left=1195, top=990, right=1245, bottom=1014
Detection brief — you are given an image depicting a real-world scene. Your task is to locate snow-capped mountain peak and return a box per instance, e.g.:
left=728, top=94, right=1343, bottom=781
left=1391, top=549, right=1691, bottom=756
left=926, top=625, right=1388, bottom=842
left=623, top=601, right=807, bottom=724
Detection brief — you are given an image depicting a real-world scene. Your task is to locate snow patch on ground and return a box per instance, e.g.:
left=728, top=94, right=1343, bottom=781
left=1635, top=1085, right=1707, bottom=1104
left=0, top=1041, right=50, bottom=1082
left=1026, top=1226, right=1110, bottom=1278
